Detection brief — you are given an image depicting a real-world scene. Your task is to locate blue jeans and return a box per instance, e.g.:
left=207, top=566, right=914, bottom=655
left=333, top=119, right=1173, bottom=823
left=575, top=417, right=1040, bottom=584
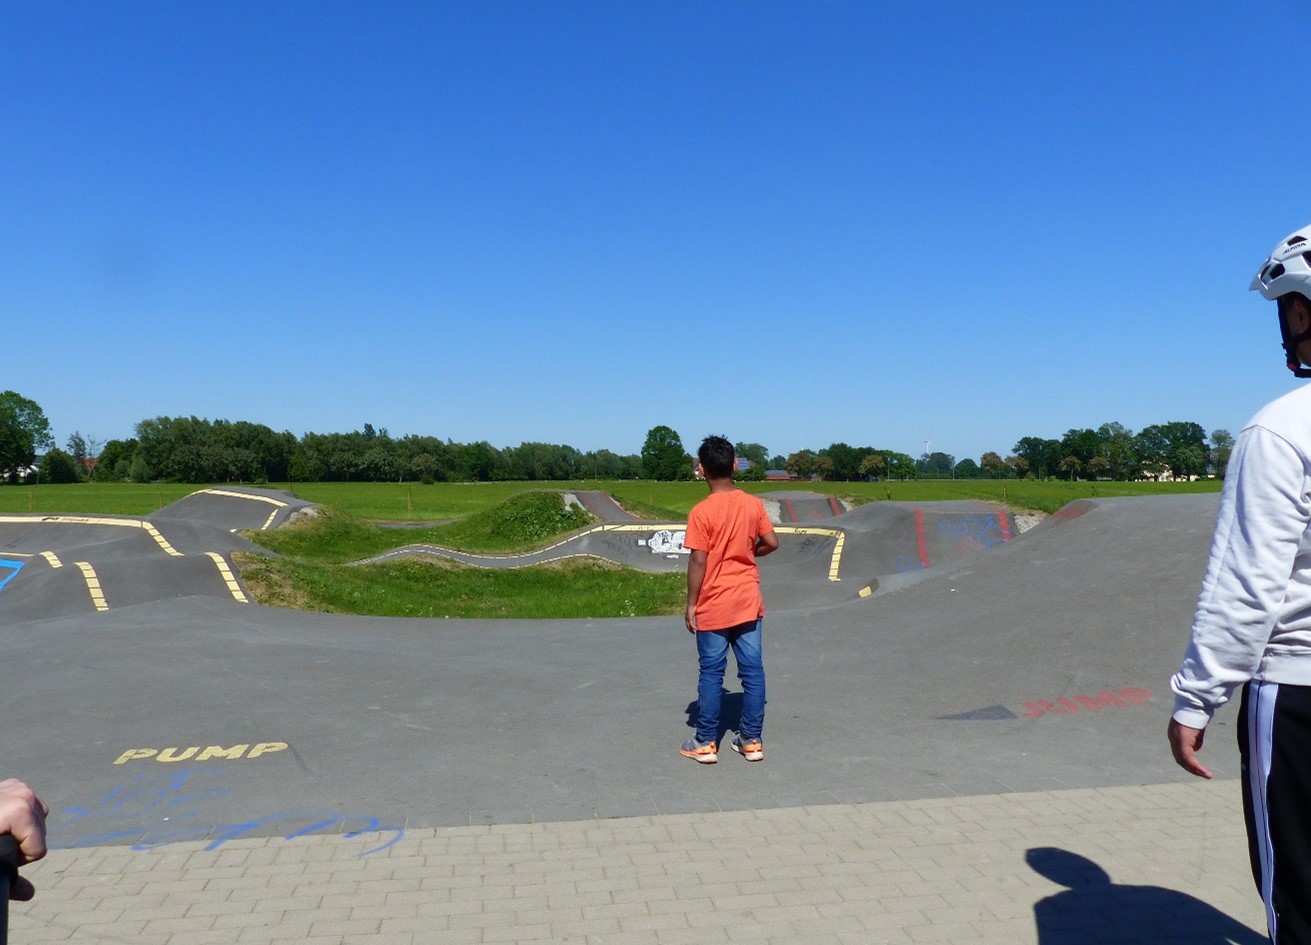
left=694, top=618, right=765, bottom=745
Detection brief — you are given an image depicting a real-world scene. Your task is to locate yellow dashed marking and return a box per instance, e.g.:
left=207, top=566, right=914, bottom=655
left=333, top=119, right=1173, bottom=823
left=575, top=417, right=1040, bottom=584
left=205, top=552, right=249, bottom=603
left=858, top=584, right=874, bottom=598
left=75, top=561, right=108, bottom=612
left=41, top=551, right=62, bottom=568
left=0, top=516, right=183, bottom=557
left=774, top=526, right=845, bottom=582
left=193, top=489, right=288, bottom=530
left=142, top=522, right=183, bottom=556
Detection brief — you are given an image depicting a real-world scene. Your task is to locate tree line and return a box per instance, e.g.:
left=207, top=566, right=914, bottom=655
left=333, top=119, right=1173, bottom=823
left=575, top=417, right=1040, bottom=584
left=0, top=391, right=1233, bottom=485
left=653, top=421, right=1230, bottom=483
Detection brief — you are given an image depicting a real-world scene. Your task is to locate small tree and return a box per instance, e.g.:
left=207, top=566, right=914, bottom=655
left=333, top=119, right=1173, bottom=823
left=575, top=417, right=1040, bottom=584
left=0, top=391, right=54, bottom=482
left=859, top=453, right=886, bottom=480
left=641, top=425, right=689, bottom=481
left=953, top=458, right=981, bottom=479
left=1210, top=429, right=1235, bottom=478
left=129, top=455, right=152, bottom=483
left=734, top=442, right=769, bottom=467
left=39, top=448, right=83, bottom=483
left=785, top=449, right=816, bottom=479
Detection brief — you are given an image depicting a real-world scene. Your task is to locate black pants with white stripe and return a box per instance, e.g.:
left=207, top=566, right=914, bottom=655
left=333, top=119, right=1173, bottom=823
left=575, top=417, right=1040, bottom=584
left=1240, top=680, right=1311, bottom=944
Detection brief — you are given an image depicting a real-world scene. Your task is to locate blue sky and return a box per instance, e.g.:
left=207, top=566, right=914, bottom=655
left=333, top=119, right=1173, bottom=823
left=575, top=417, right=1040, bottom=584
left=3, top=1, right=1305, bottom=464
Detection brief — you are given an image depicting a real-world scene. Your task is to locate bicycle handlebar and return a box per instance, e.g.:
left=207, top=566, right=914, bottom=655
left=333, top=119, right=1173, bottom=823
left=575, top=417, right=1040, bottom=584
left=0, top=833, right=19, bottom=945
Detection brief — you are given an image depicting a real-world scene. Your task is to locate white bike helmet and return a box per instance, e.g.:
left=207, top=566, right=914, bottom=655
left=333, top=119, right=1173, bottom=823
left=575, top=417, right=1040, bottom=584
left=1252, top=223, right=1311, bottom=377
left=1251, top=224, right=1311, bottom=300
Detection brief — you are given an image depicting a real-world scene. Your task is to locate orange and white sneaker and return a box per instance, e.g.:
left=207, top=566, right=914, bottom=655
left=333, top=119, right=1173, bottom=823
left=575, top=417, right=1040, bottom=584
left=679, top=737, right=718, bottom=764
left=730, top=734, right=763, bottom=762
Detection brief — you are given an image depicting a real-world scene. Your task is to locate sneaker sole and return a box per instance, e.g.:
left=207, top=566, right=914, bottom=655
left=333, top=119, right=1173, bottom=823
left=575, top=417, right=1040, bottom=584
left=679, top=749, right=717, bottom=764
left=732, top=743, right=763, bottom=762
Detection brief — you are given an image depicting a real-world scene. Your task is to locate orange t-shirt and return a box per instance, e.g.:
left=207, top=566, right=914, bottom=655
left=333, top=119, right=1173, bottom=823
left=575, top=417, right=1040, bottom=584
left=684, top=489, right=774, bottom=631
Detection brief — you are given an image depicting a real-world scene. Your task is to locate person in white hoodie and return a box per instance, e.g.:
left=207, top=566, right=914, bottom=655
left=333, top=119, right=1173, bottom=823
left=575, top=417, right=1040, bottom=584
left=1170, top=222, right=1311, bottom=945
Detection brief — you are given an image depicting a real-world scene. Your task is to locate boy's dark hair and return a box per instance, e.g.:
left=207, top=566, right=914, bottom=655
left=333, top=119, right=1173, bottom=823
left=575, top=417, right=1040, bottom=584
left=698, top=435, right=736, bottom=479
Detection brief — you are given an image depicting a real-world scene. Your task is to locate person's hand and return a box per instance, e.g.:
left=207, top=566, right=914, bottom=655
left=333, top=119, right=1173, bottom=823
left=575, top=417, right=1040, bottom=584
left=1168, top=719, right=1213, bottom=780
left=0, top=779, right=49, bottom=901
left=685, top=605, right=698, bottom=634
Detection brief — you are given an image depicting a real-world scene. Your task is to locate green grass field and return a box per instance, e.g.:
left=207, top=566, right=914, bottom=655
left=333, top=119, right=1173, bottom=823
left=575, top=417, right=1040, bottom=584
left=0, top=477, right=1223, bottom=519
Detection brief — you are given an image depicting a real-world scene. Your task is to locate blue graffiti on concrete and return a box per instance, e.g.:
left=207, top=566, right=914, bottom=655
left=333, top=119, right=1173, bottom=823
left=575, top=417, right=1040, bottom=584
left=0, top=559, right=23, bottom=596
left=892, top=555, right=923, bottom=573
left=938, top=515, right=1010, bottom=551
left=51, top=766, right=403, bottom=856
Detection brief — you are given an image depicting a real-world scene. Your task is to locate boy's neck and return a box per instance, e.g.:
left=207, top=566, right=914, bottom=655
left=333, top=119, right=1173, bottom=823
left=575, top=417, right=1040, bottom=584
left=704, top=475, right=737, bottom=494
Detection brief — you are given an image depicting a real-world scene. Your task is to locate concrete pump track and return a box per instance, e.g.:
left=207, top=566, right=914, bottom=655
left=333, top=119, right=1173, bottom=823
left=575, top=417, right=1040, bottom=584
left=0, top=486, right=1223, bottom=855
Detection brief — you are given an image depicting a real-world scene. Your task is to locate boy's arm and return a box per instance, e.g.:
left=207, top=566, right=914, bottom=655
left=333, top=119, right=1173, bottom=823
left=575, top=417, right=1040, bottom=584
left=755, top=530, right=779, bottom=557
left=685, top=549, right=708, bottom=633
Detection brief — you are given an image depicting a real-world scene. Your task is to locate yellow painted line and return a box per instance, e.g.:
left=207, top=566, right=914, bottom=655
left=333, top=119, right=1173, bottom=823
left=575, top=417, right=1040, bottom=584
left=830, top=531, right=845, bottom=582
left=198, top=488, right=288, bottom=507
left=192, top=489, right=287, bottom=530
left=0, top=552, right=33, bottom=559
left=41, top=551, right=62, bottom=568
left=206, top=552, right=249, bottom=603
left=774, top=525, right=845, bottom=582
left=0, top=515, right=184, bottom=557
left=0, top=514, right=133, bottom=527
left=142, top=522, right=184, bottom=557
left=75, top=561, right=108, bottom=612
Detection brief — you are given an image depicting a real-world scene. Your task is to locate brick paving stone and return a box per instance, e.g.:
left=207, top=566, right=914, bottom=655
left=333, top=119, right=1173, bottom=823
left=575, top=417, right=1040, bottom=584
left=8, top=780, right=1270, bottom=945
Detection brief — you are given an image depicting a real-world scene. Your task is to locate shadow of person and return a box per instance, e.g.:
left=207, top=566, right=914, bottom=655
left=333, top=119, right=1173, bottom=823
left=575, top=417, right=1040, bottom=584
left=1027, top=847, right=1265, bottom=944
left=683, top=691, right=743, bottom=742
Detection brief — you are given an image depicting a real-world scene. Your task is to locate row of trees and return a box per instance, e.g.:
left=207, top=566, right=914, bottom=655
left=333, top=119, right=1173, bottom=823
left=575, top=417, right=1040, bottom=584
left=74, top=419, right=646, bottom=485
left=0, top=390, right=1236, bottom=485
left=1002, top=421, right=1228, bottom=482
left=651, top=422, right=1231, bottom=483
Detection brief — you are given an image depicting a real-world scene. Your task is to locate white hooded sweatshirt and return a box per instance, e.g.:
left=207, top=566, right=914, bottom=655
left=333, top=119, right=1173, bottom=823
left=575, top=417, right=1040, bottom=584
left=1171, top=383, right=1311, bottom=729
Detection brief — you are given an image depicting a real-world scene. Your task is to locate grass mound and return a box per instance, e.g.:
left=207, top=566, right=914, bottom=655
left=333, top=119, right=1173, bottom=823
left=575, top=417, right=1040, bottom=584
left=237, top=490, right=685, bottom=619
left=428, top=490, right=594, bottom=552
left=248, top=491, right=595, bottom=562
left=235, top=553, right=684, bottom=619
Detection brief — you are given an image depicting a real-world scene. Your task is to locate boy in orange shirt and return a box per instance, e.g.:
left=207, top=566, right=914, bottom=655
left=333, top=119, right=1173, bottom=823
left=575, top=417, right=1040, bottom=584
left=680, top=435, right=779, bottom=763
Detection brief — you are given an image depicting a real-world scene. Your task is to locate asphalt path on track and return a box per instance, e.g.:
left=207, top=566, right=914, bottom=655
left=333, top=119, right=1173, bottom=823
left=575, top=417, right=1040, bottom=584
left=0, top=488, right=1221, bottom=855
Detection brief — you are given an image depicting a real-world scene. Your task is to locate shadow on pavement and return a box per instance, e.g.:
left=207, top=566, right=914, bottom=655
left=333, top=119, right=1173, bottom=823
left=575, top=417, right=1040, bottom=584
left=1027, top=847, right=1265, bottom=945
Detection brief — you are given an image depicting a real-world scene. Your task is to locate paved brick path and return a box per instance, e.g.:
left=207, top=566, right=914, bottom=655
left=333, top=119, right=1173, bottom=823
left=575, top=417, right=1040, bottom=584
left=12, top=779, right=1265, bottom=944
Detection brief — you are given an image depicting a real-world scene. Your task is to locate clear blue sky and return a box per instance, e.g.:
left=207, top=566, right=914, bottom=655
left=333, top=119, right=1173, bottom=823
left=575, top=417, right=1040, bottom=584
left=4, top=1, right=1305, bottom=464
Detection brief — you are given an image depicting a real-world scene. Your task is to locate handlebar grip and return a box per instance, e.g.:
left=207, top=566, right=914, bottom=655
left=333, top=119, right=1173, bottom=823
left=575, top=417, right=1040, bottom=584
left=0, top=833, right=17, bottom=895
left=0, top=833, right=14, bottom=942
